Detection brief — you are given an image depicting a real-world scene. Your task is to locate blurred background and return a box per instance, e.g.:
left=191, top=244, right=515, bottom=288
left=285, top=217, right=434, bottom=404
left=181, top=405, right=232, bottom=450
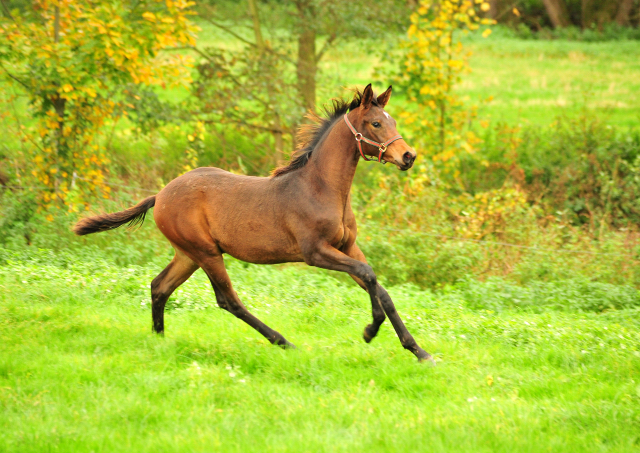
left=1, top=0, right=640, bottom=290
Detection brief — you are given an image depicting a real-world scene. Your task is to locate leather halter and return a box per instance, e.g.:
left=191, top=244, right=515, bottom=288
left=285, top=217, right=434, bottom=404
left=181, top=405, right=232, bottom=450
left=344, top=113, right=403, bottom=164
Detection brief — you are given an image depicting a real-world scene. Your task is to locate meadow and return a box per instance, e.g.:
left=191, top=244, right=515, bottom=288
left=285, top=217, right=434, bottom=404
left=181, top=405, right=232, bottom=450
left=1, top=246, right=639, bottom=452
left=2, top=20, right=640, bottom=452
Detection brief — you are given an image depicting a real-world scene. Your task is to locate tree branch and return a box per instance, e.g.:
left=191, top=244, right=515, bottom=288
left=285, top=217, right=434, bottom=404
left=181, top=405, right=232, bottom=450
left=202, top=16, right=258, bottom=48
left=315, top=32, right=337, bottom=63
left=0, top=0, right=14, bottom=21
left=198, top=116, right=287, bottom=135
left=0, top=61, right=30, bottom=90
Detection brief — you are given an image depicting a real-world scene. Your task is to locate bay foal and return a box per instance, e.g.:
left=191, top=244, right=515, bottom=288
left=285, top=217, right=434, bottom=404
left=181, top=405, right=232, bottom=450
left=74, top=84, right=432, bottom=362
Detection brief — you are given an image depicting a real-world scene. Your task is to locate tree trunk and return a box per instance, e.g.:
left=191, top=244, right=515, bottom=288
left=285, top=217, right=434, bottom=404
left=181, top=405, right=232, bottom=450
left=296, top=1, right=316, bottom=113
left=297, top=27, right=316, bottom=113
left=581, top=0, right=593, bottom=28
left=615, top=0, right=634, bottom=25
left=488, top=0, right=499, bottom=19
left=542, top=0, right=571, bottom=27
left=273, top=113, right=284, bottom=166
left=247, top=0, right=264, bottom=51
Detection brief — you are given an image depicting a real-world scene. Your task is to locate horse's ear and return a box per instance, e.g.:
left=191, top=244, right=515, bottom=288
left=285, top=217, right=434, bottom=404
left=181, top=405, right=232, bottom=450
left=377, top=86, right=392, bottom=108
left=360, top=83, right=374, bottom=111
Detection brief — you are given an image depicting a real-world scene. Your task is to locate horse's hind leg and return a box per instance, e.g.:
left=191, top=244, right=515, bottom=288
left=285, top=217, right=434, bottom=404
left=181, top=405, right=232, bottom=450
left=199, top=254, right=296, bottom=349
left=151, top=249, right=199, bottom=334
left=344, top=244, right=386, bottom=343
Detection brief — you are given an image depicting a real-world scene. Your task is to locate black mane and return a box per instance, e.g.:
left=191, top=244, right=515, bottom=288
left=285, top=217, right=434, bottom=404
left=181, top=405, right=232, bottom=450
left=271, top=89, right=379, bottom=177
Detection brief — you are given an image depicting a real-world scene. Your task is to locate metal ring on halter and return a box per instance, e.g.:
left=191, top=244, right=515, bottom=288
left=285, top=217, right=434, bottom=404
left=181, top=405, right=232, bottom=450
left=355, top=133, right=363, bottom=141
left=378, top=145, right=387, bottom=164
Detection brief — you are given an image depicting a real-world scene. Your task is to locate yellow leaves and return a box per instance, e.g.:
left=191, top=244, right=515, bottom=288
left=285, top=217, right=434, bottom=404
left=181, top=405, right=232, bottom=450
left=481, top=2, right=490, bottom=12
left=513, top=7, right=521, bottom=17
left=419, top=85, right=433, bottom=95
left=2, top=0, right=197, bottom=210
left=482, top=28, right=492, bottom=38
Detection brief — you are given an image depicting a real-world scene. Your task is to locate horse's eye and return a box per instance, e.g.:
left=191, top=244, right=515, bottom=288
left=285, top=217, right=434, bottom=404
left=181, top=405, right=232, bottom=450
left=372, top=122, right=381, bottom=128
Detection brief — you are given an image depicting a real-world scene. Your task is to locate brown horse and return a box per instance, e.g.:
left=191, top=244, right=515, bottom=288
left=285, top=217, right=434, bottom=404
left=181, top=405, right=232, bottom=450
left=74, top=84, right=433, bottom=362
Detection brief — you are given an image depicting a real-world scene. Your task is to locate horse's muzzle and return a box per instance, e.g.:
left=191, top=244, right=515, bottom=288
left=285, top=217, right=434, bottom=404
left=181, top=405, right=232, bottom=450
left=398, top=151, right=416, bottom=171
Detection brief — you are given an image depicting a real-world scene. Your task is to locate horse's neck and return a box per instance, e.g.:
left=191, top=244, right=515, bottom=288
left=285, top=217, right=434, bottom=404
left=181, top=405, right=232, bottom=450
left=308, top=119, right=359, bottom=201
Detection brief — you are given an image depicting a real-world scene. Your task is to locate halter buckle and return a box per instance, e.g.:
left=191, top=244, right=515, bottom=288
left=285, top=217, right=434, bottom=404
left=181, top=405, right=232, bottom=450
left=379, top=144, right=387, bottom=154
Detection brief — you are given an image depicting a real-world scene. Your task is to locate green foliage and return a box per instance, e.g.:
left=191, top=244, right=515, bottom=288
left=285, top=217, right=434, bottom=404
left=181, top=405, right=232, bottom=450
left=508, top=23, right=640, bottom=41
left=388, top=0, right=493, bottom=182
left=455, top=276, right=640, bottom=313
left=465, top=114, right=640, bottom=229
left=0, top=0, right=197, bottom=209
left=0, top=189, right=38, bottom=247
left=191, top=43, right=303, bottom=166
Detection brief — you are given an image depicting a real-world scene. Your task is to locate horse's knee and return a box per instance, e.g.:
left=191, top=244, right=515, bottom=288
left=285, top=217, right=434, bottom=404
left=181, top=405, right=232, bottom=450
left=151, top=277, right=172, bottom=306
left=223, top=297, right=246, bottom=318
left=361, top=266, right=377, bottom=288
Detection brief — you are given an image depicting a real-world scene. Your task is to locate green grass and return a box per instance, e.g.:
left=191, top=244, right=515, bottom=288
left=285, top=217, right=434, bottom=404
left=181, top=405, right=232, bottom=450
left=1, top=249, right=639, bottom=452
left=464, top=37, right=640, bottom=128
left=318, top=34, right=640, bottom=128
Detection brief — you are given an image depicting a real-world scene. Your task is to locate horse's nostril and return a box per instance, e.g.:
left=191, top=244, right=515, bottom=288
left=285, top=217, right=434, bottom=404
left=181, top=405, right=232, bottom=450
left=403, top=151, right=415, bottom=164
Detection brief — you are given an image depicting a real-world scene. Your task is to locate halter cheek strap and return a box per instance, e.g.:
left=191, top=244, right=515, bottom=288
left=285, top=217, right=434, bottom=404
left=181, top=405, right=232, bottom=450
left=344, top=114, right=403, bottom=164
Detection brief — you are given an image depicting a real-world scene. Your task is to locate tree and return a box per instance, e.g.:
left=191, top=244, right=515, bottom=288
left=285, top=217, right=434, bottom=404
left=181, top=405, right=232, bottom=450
left=0, top=0, right=197, bottom=210
left=391, top=0, right=493, bottom=181
left=190, top=0, right=409, bottom=170
left=542, top=0, right=571, bottom=28
left=615, top=0, right=635, bottom=25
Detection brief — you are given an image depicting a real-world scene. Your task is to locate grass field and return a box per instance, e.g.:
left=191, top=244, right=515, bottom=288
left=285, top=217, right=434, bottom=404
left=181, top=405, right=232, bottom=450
left=319, top=33, right=640, bottom=128
left=1, top=248, right=639, bottom=452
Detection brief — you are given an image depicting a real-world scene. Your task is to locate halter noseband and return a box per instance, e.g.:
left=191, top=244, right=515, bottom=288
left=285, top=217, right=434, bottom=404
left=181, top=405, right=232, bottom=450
left=344, top=113, right=403, bottom=164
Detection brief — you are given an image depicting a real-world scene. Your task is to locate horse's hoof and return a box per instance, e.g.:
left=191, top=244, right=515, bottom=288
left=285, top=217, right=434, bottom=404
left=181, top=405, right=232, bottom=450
left=418, top=354, right=436, bottom=366
left=274, top=339, right=296, bottom=350
left=363, top=325, right=378, bottom=343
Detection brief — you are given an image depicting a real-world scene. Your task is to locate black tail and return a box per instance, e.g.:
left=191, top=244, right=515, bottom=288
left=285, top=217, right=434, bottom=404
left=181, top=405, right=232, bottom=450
left=73, top=196, right=156, bottom=236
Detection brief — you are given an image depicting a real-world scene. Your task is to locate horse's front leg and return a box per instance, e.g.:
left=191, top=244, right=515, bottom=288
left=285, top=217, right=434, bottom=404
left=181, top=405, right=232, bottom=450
left=342, top=243, right=386, bottom=343
left=305, top=243, right=433, bottom=362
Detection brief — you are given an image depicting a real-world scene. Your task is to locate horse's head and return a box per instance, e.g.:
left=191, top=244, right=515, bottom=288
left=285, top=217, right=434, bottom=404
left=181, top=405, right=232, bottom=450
left=355, top=84, right=416, bottom=171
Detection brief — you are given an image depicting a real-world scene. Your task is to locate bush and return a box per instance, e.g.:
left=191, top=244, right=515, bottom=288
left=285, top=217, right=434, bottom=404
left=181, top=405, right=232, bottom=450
left=453, top=276, right=640, bottom=313
left=464, top=115, right=640, bottom=229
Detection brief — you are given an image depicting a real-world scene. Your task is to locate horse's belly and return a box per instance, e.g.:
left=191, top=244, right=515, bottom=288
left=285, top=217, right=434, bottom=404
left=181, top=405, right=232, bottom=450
left=214, top=223, right=303, bottom=265
left=223, top=242, right=303, bottom=265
